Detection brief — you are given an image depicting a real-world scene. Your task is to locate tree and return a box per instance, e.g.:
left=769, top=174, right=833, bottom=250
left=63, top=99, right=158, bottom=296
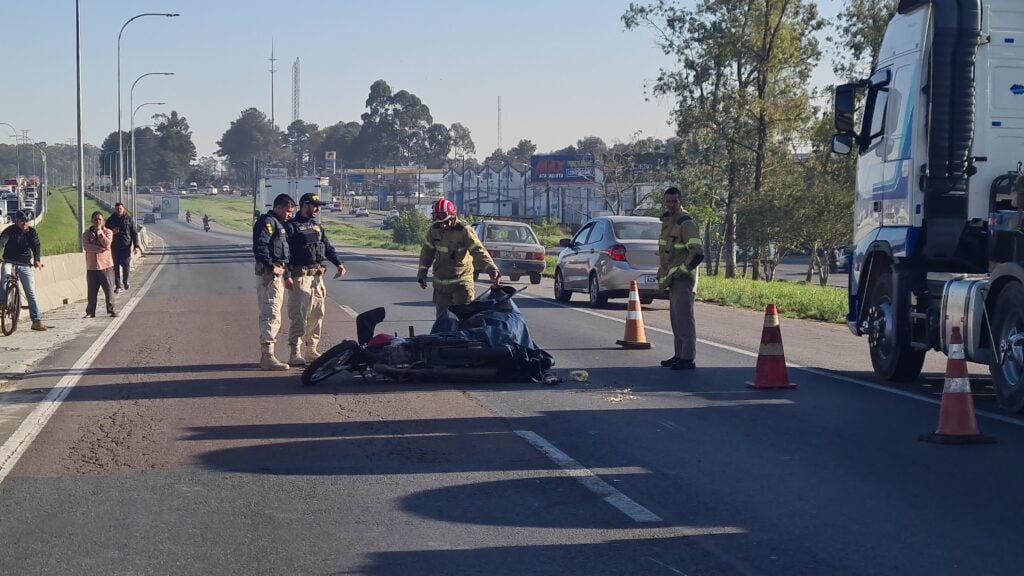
left=423, top=123, right=452, bottom=168
left=358, top=80, right=436, bottom=166
left=448, top=122, right=475, bottom=166
left=316, top=121, right=362, bottom=168
left=625, top=0, right=824, bottom=278
left=508, top=139, right=537, bottom=164
left=832, top=0, right=896, bottom=81
left=216, top=107, right=282, bottom=187
left=151, top=111, right=197, bottom=184
left=284, top=119, right=321, bottom=175
left=576, top=136, right=608, bottom=157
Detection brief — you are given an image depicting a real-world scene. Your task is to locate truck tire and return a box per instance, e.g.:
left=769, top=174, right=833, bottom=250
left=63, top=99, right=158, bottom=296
left=865, top=271, right=925, bottom=381
left=990, top=282, right=1024, bottom=412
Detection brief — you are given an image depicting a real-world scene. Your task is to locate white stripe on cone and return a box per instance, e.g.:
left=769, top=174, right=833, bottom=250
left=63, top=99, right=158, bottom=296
left=627, top=311, right=641, bottom=321
left=943, top=377, right=971, bottom=394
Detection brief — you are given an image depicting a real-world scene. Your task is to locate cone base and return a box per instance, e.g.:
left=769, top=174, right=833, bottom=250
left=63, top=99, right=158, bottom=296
left=918, top=432, right=996, bottom=445
left=746, top=380, right=797, bottom=390
left=616, top=340, right=652, bottom=350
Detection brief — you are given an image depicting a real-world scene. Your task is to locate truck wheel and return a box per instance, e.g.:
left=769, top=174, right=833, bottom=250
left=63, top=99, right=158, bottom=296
left=990, top=282, right=1024, bottom=412
left=865, top=271, right=925, bottom=381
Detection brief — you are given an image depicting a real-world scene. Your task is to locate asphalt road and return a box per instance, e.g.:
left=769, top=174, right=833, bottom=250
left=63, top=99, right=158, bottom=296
left=0, top=218, right=1021, bottom=575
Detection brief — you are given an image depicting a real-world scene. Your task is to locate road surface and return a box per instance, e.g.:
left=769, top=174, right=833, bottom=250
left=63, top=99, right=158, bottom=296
left=0, top=217, right=1019, bottom=575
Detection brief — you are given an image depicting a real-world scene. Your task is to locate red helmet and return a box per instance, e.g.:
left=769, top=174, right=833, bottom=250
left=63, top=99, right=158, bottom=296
left=432, top=198, right=457, bottom=223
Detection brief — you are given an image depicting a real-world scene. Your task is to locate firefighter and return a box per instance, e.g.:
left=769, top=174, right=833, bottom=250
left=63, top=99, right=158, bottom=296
left=285, top=192, right=347, bottom=366
left=657, top=187, right=704, bottom=371
left=253, top=193, right=296, bottom=371
left=417, top=198, right=500, bottom=316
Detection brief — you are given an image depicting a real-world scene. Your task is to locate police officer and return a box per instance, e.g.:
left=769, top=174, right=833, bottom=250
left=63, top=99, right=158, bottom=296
left=285, top=192, right=346, bottom=366
left=417, top=198, right=500, bottom=316
left=253, top=193, right=296, bottom=371
left=657, top=187, right=704, bottom=371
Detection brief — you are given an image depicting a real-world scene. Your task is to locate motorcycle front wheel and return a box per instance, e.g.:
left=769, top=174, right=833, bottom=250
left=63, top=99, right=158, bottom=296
left=302, top=341, right=361, bottom=386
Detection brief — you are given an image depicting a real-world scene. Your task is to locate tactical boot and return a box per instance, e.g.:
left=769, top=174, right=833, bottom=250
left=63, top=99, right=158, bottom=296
left=259, top=346, right=288, bottom=371
left=304, top=347, right=320, bottom=364
left=288, top=345, right=306, bottom=367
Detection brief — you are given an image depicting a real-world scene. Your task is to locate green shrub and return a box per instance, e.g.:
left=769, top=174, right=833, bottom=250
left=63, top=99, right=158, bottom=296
left=391, top=209, right=431, bottom=245
left=533, top=218, right=571, bottom=248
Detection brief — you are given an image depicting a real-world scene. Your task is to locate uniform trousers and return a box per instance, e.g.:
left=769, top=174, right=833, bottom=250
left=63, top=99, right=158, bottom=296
left=288, top=273, right=327, bottom=351
left=257, top=272, right=286, bottom=347
left=669, top=274, right=697, bottom=361
left=433, top=282, right=473, bottom=317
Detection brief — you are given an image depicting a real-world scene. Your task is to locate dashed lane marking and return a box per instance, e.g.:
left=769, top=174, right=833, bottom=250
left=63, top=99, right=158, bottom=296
left=514, top=429, right=662, bottom=523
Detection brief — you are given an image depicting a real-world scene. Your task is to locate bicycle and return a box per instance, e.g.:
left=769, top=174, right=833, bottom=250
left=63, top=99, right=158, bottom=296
left=0, top=260, right=23, bottom=336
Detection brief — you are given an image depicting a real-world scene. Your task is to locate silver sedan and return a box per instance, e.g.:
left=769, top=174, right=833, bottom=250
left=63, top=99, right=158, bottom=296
left=553, top=215, right=664, bottom=307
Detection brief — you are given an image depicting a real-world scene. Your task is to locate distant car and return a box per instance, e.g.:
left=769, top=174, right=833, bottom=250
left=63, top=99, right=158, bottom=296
left=829, top=247, right=851, bottom=273
left=472, top=220, right=546, bottom=285
left=330, top=200, right=342, bottom=212
left=553, top=215, right=664, bottom=307
left=355, top=208, right=369, bottom=217
left=387, top=209, right=399, bottom=219
left=142, top=213, right=156, bottom=224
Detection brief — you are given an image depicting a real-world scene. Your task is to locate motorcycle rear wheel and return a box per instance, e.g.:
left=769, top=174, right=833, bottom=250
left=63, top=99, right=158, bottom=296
left=302, top=341, right=360, bottom=386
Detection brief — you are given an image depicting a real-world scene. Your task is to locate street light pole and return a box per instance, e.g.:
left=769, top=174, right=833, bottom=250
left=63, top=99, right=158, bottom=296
left=117, top=12, right=178, bottom=205
left=132, top=101, right=165, bottom=216
left=0, top=122, right=18, bottom=177
left=129, top=71, right=172, bottom=215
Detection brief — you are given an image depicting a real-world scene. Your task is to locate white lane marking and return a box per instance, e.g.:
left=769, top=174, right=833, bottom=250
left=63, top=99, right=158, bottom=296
left=338, top=304, right=358, bottom=318
left=0, top=249, right=166, bottom=487
left=514, top=429, right=662, bottom=523
left=646, top=557, right=690, bottom=576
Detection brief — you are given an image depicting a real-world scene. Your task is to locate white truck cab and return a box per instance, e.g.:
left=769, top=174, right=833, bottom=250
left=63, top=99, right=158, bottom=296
left=833, top=0, right=1024, bottom=411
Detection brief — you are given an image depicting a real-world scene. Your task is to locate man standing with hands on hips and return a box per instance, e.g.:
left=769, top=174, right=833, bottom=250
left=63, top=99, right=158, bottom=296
left=658, top=187, right=704, bottom=371
left=285, top=192, right=346, bottom=366
left=253, top=193, right=296, bottom=371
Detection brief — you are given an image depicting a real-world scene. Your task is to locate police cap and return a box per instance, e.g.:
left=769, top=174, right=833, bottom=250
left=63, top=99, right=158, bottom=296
left=273, top=193, right=296, bottom=208
left=299, top=193, right=326, bottom=206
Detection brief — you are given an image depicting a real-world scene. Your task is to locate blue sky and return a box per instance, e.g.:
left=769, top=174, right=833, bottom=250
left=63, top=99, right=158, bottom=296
left=1, top=0, right=844, bottom=161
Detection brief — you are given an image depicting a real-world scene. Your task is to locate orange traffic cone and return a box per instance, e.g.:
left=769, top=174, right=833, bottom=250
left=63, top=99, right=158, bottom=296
left=919, top=327, right=995, bottom=445
left=616, top=280, right=652, bottom=350
left=746, top=304, right=796, bottom=389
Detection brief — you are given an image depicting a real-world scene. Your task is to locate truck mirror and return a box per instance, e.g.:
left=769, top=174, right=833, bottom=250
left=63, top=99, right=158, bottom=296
left=831, top=133, right=854, bottom=156
left=834, top=83, right=858, bottom=133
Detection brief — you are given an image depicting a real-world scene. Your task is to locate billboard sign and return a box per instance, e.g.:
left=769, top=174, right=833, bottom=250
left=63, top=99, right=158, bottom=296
left=325, top=151, right=337, bottom=174
left=530, top=155, right=596, bottom=184
left=347, top=174, right=365, bottom=184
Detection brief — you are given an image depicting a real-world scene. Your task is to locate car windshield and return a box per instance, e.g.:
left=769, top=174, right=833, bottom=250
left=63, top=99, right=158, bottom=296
left=484, top=225, right=538, bottom=244
left=612, top=221, right=661, bottom=240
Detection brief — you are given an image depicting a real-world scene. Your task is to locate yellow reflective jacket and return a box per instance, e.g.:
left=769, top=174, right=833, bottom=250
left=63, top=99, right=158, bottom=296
left=658, top=209, right=703, bottom=289
left=417, top=221, right=498, bottom=291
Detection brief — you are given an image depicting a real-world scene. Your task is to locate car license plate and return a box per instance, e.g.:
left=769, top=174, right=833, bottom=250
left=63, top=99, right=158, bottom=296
left=641, top=274, right=658, bottom=284
left=512, top=251, right=525, bottom=260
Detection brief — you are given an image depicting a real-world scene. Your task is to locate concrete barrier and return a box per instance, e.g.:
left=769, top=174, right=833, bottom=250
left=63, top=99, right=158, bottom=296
left=18, top=252, right=90, bottom=314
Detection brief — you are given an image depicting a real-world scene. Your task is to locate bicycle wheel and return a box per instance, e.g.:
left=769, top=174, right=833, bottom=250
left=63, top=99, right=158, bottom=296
left=301, top=341, right=360, bottom=386
left=1, top=279, right=21, bottom=335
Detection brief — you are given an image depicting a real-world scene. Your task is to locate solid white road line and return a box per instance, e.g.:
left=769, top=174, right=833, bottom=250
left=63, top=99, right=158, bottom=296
left=338, top=304, right=358, bottom=319
left=0, top=254, right=166, bottom=487
left=514, top=429, right=662, bottom=523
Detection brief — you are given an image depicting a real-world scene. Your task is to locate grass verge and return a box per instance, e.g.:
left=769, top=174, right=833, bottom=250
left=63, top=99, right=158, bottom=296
left=35, top=187, right=106, bottom=256
left=696, top=274, right=847, bottom=323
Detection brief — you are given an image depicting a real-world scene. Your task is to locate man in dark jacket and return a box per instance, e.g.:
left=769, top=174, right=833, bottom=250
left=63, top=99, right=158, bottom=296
left=105, top=202, right=140, bottom=293
left=0, top=210, right=47, bottom=331
left=253, top=193, right=296, bottom=370
left=284, top=193, right=346, bottom=365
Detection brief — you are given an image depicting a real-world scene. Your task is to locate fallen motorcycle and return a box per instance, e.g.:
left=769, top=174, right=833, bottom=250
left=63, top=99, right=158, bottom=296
left=301, top=286, right=553, bottom=386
